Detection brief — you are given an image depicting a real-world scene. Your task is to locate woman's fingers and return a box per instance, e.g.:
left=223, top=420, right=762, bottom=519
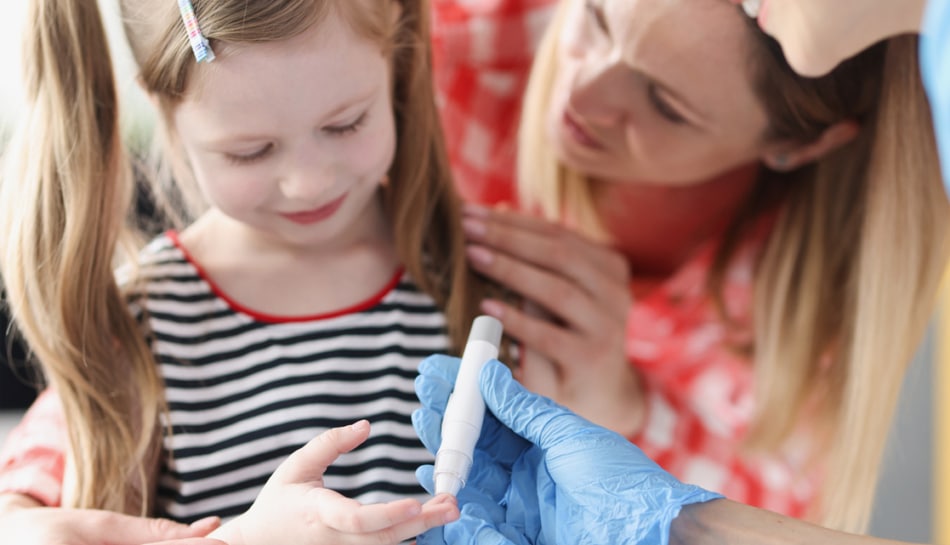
left=462, top=205, right=630, bottom=295
left=468, top=244, right=608, bottom=335
left=480, top=299, right=584, bottom=366
left=4, top=508, right=222, bottom=545
left=462, top=205, right=630, bottom=327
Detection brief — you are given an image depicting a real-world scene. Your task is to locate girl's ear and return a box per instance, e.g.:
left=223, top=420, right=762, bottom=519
left=761, top=120, right=860, bottom=171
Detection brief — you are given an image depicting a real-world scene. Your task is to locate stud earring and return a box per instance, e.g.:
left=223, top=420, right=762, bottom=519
left=770, top=154, right=792, bottom=171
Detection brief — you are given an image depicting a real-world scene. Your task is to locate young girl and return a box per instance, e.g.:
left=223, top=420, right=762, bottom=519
left=432, top=0, right=950, bottom=533
left=0, top=0, right=478, bottom=540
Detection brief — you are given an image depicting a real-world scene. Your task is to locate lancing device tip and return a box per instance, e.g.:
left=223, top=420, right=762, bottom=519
left=432, top=316, right=503, bottom=496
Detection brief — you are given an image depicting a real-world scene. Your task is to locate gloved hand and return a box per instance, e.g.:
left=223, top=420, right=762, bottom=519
left=412, top=354, right=723, bottom=545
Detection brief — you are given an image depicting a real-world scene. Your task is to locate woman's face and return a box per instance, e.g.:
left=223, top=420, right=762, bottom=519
left=547, top=0, right=772, bottom=187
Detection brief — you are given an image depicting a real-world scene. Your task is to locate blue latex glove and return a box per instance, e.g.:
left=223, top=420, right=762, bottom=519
left=412, top=354, right=723, bottom=545
left=921, top=0, right=950, bottom=188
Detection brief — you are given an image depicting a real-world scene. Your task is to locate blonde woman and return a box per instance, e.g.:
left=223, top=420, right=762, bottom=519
left=431, top=0, right=950, bottom=533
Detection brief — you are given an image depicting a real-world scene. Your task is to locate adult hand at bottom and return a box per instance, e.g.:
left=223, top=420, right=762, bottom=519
left=144, top=540, right=226, bottom=545
left=413, top=354, right=723, bottom=545
left=0, top=504, right=223, bottom=545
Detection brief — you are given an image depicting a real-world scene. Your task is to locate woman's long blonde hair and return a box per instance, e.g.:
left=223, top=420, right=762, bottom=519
left=0, top=0, right=486, bottom=514
left=518, top=1, right=950, bottom=533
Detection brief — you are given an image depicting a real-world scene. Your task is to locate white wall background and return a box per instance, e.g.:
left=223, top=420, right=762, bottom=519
left=0, top=1, right=28, bottom=130
left=0, top=0, right=153, bottom=141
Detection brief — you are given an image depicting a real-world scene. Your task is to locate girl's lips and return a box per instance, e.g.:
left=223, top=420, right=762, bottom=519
left=281, top=193, right=347, bottom=225
left=563, top=111, right=605, bottom=150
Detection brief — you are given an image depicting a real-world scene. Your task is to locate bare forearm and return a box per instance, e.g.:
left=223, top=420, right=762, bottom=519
left=670, top=499, right=921, bottom=545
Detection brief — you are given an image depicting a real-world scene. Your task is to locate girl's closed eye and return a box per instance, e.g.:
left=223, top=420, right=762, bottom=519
left=225, top=143, right=274, bottom=165
left=324, top=112, right=368, bottom=136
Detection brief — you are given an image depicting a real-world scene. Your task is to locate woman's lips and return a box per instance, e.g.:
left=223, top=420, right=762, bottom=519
left=563, top=111, right=605, bottom=150
left=281, top=193, right=347, bottom=225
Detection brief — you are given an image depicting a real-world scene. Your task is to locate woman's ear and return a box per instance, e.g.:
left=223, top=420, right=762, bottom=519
left=761, top=120, right=860, bottom=171
left=389, top=0, right=402, bottom=25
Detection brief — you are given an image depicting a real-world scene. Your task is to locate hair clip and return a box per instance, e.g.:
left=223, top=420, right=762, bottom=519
left=177, top=0, right=215, bottom=63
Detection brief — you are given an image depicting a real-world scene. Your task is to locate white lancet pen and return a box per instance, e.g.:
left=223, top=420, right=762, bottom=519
left=433, top=315, right=504, bottom=496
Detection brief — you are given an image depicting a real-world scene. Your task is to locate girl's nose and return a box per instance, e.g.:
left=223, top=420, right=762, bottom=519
left=279, top=163, right=334, bottom=202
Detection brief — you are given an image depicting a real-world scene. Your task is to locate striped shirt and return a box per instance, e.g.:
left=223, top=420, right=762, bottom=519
left=135, top=233, right=447, bottom=522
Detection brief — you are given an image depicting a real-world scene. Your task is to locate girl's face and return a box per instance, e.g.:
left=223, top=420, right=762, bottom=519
left=173, top=12, right=395, bottom=250
left=548, top=0, right=772, bottom=187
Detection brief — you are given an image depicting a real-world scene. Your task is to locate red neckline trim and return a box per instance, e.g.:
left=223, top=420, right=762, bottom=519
left=165, top=230, right=404, bottom=324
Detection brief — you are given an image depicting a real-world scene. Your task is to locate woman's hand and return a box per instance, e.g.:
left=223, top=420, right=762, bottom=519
left=0, top=495, right=223, bottom=545
left=213, top=421, right=459, bottom=545
left=461, top=204, right=643, bottom=436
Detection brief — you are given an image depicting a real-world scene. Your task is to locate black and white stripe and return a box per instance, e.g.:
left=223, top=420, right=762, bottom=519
left=133, top=235, right=447, bottom=522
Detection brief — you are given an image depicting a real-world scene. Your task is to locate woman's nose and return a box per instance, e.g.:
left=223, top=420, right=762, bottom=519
left=568, top=61, right=631, bottom=126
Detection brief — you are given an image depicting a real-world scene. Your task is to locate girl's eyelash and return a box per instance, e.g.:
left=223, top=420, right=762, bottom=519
left=224, top=112, right=367, bottom=165
left=223, top=111, right=367, bottom=165
left=324, top=112, right=368, bottom=136
left=226, top=143, right=274, bottom=165
left=647, top=85, right=688, bottom=125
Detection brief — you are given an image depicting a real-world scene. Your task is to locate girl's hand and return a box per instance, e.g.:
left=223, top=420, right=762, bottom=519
left=0, top=497, right=223, bottom=545
left=213, top=421, right=458, bottom=545
left=461, top=204, right=643, bottom=436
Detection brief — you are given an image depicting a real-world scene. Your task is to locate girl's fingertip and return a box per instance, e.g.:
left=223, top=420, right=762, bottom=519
left=427, top=494, right=445, bottom=505
left=434, top=493, right=457, bottom=505
left=443, top=508, right=460, bottom=523
left=350, top=419, right=370, bottom=432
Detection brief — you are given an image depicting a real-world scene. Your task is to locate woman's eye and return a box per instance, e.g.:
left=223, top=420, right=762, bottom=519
left=585, top=0, right=609, bottom=35
left=648, top=85, right=688, bottom=125
left=225, top=143, right=273, bottom=165
left=324, top=112, right=367, bottom=136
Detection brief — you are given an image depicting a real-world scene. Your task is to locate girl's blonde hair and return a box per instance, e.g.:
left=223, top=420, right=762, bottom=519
left=1, top=0, right=486, bottom=514
left=519, top=2, right=950, bottom=533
